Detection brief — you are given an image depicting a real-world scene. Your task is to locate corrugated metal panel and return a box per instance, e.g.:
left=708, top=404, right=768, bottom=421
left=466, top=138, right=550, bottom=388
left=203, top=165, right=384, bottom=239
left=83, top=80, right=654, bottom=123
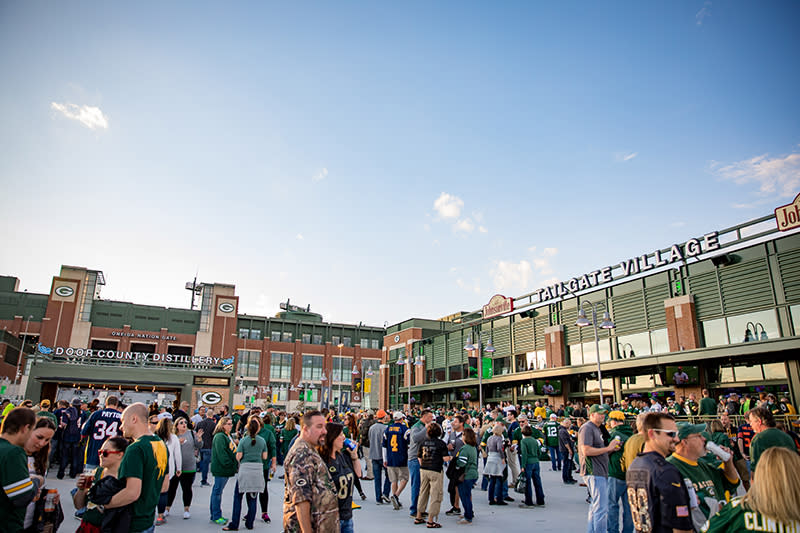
left=534, top=315, right=548, bottom=350
left=687, top=271, right=722, bottom=319
left=610, top=291, right=647, bottom=334
left=448, top=334, right=465, bottom=366
left=720, top=258, right=775, bottom=314
left=492, top=325, right=511, bottom=356
left=645, top=284, right=670, bottom=329
left=562, top=307, right=580, bottom=344
left=512, top=319, right=534, bottom=353
left=431, top=336, right=446, bottom=369
left=778, top=249, right=800, bottom=303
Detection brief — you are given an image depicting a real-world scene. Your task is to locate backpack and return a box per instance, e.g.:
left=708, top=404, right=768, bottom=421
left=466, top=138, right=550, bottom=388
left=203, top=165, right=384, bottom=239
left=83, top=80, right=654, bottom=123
left=62, top=407, right=82, bottom=441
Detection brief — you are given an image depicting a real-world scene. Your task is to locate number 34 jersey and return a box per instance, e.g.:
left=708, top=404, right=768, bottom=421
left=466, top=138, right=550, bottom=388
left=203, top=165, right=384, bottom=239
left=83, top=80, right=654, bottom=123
left=382, top=421, right=409, bottom=466
left=81, top=407, right=122, bottom=463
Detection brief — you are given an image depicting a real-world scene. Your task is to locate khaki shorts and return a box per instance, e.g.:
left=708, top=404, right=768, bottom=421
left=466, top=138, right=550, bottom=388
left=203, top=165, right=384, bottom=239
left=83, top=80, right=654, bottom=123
left=387, top=466, right=409, bottom=483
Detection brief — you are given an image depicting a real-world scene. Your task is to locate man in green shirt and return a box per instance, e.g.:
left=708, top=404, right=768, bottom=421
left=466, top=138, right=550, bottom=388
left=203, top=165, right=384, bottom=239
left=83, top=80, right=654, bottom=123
left=667, top=422, right=740, bottom=531
left=607, top=410, right=634, bottom=533
left=107, top=403, right=168, bottom=533
left=519, top=425, right=544, bottom=508
left=699, top=389, right=717, bottom=417
left=746, top=406, right=797, bottom=479
left=542, top=414, right=561, bottom=471
left=0, top=407, right=41, bottom=532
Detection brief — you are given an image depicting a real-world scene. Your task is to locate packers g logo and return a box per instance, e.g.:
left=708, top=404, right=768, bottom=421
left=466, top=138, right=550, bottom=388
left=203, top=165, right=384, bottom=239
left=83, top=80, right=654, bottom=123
left=201, top=391, right=222, bottom=405
left=55, top=286, right=74, bottom=297
left=218, top=302, right=235, bottom=313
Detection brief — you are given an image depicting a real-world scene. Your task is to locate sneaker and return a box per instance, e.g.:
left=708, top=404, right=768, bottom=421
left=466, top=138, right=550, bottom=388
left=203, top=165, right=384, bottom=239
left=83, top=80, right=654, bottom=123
left=518, top=503, right=535, bottom=509
left=360, top=491, right=367, bottom=501
left=201, top=482, right=211, bottom=487
left=155, top=517, right=166, bottom=526
left=352, top=502, right=362, bottom=510
left=213, top=518, right=228, bottom=525
left=262, top=513, right=271, bottom=523
left=183, top=511, right=191, bottom=519
left=391, top=495, right=401, bottom=510
left=164, top=509, right=170, bottom=517
left=381, top=496, right=391, bottom=504
left=457, top=519, right=472, bottom=525
left=495, top=501, right=508, bottom=506
left=445, top=507, right=461, bottom=516
left=503, top=496, right=514, bottom=502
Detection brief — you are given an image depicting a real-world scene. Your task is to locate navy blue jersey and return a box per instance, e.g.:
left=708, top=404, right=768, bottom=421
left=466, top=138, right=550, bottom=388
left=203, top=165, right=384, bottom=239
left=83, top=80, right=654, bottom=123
left=383, top=422, right=409, bottom=466
left=81, top=408, right=122, bottom=464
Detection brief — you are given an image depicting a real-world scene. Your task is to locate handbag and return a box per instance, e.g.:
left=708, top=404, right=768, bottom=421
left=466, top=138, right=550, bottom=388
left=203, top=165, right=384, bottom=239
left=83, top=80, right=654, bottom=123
left=446, top=452, right=466, bottom=483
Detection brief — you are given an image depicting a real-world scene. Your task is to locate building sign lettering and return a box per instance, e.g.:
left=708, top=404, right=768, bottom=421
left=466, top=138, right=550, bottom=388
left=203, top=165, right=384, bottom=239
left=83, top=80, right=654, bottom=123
left=535, top=232, right=720, bottom=303
left=775, top=193, right=800, bottom=232
left=49, top=346, right=227, bottom=368
left=110, top=331, right=178, bottom=341
left=482, top=294, right=514, bottom=319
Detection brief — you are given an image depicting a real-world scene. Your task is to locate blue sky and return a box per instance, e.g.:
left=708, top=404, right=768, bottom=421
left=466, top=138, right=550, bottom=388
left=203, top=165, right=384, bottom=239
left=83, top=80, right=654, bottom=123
left=1, top=1, right=798, bottom=327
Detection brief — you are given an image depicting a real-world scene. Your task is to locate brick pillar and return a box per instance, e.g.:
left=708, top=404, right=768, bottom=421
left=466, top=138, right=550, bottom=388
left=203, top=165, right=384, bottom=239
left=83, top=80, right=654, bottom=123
left=664, top=295, right=701, bottom=352
left=544, top=325, right=566, bottom=368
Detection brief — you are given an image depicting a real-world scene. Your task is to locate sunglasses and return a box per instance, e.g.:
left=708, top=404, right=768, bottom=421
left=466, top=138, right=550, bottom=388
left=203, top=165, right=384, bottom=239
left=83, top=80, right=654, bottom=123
left=98, top=450, right=124, bottom=458
left=652, top=429, right=678, bottom=439
left=149, top=419, right=158, bottom=424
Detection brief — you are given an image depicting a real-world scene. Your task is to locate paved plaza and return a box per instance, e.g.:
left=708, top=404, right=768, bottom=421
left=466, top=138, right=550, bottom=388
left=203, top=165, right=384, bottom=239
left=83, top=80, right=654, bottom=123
left=46, top=463, right=593, bottom=532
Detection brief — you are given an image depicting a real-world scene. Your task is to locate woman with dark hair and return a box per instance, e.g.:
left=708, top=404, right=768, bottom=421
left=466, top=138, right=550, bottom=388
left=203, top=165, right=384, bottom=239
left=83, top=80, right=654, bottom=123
left=415, top=422, right=450, bottom=528
left=256, top=413, right=277, bottom=524
left=73, top=436, right=129, bottom=532
left=343, top=413, right=367, bottom=501
left=166, top=416, right=200, bottom=519
left=223, top=416, right=267, bottom=531
left=154, top=417, right=181, bottom=526
left=210, top=416, right=237, bottom=525
left=320, top=422, right=361, bottom=533
left=455, top=426, right=479, bottom=524
left=22, top=417, right=57, bottom=532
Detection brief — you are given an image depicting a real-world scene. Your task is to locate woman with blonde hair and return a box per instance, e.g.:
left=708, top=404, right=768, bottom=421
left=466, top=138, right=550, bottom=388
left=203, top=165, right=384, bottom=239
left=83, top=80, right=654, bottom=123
left=701, top=447, right=800, bottom=532
left=210, top=416, right=237, bottom=525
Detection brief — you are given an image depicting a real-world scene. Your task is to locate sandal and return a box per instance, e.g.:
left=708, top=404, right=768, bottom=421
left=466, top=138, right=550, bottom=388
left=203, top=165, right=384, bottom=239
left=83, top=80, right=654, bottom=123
left=427, top=523, right=442, bottom=529
left=414, top=518, right=426, bottom=525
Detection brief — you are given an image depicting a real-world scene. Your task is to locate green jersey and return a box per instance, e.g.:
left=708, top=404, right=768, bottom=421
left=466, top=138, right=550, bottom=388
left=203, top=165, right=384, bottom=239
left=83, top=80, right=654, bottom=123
left=0, top=437, right=38, bottom=531
left=118, top=435, right=168, bottom=533
left=520, top=436, right=541, bottom=466
left=699, top=398, right=718, bottom=416
left=749, top=428, right=796, bottom=473
left=667, top=453, right=740, bottom=523
left=542, top=421, right=560, bottom=447
left=257, top=426, right=277, bottom=468
left=700, top=498, right=800, bottom=533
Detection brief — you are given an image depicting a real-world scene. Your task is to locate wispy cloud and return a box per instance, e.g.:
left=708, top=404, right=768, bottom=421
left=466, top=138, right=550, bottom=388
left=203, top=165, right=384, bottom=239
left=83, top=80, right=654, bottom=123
left=478, top=226, right=488, bottom=234
left=711, top=149, right=800, bottom=198
left=51, top=102, right=109, bottom=130
left=296, top=234, right=304, bottom=240
left=614, top=151, right=638, bottom=162
left=454, top=218, right=475, bottom=233
left=312, top=168, right=328, bottom=182
left=456, top=278, right=482, bottom=294
left=433, top=192, right=464, bottom=219
left=542, top=247, right=558, bottom=257
left=696, top=1, right=712, bottom=25
left=491, top=260, right=532, bottom=291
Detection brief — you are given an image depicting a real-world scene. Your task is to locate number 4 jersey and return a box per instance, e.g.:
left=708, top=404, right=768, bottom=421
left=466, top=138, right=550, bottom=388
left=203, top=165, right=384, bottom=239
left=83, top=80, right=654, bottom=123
left=81, top=407, right=122, bottom=464
left=382, top=422, right=409, bottom=466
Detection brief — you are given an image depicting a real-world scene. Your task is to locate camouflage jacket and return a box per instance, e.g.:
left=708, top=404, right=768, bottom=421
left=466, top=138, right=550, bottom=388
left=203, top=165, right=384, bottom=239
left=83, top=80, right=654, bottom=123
left=283, top=438, right=339, bottom=533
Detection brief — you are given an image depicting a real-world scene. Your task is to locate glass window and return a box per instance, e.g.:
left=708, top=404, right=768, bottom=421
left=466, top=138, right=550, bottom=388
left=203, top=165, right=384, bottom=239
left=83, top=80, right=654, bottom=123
left=449, top=364, right=466, bottom=380
left=727, top=309, right=779, bottom=343
left=332, top=335, right=341, bottom=346
left=791, top=305, right=800, bottom=336
left=269, top=383, right=287, bottom=401
left=313, top=334, right=323, bottom=345
left=650, top=329, right=669, bottom=355
left=282, top=332, right=293, bottom=343
left=585, top=378, right=613, bottom=394
left=343, top=337, right=352, bottom=347
left=371, top=339, right=379, bottom=349
left=271, top=331, right=281, bottom=342
left=239, top=328, right=250, bottom=339
left=199, top=286, right=213, bottom=332
left=617, top=331, right=651, bottom=359
left=270, top=352, right=292, bottom=380
left=332, top=356, right=348, bottom=383
left=582, top=337, right=612, bottom=362
left=568, top=344, right=581, bottom=366
left=302, top=333, right=311, bottom=344
left=763, top=362, right=787, bottom=380
left=702, top=318, right=729, bottom=347
left=492, top=357, right=512, bottom=376
left=249, top=329, right=261, bottom=340
left=360, top=339, right=369, bottom=349
left=718, top=365, right=735, bottom=383
left=301, top=355, right=323, bottom=381
left=237, top=350, right=260, bottom=378
left=734, top=364, right=764, bottom=381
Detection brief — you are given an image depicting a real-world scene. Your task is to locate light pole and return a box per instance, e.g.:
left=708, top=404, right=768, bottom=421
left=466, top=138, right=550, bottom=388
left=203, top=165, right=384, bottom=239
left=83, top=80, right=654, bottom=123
left=464, top=333, right=495, bottom=410
left=14, top=315, right=32, bottom=397
left=336, top=343, right=344, bottom=412
left=576, top=300, right=615, bottom=405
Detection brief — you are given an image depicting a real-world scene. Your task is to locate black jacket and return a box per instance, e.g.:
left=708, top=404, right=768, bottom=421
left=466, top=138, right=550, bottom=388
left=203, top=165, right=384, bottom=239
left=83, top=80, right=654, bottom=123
left=88, top=475, right=132, bottom=533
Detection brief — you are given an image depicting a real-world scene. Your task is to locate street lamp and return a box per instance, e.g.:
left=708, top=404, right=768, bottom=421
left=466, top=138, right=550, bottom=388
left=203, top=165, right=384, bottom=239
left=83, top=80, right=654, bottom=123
left=576, top=301, right=615, bottom=405
left=464, top=333, right=495, bottom=410
left=396, top=352, right=422, bottom=411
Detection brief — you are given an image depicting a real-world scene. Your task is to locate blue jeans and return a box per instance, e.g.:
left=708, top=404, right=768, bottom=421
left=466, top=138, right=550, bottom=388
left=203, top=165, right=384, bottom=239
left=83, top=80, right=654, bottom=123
left=229, top=481, right=258, bottom=529
left=608, top=477, right=633, bottom=533
left=210, top=476, right=230, bottom=520
left=340, top=518, right=354, bottom=533
left=457, top=479, right=476, bottom=521
left=480, top=456, right=489, bottom=490
left=198, top=449, right=212, bottom=483
left=372, top=460, right=390, bottom=502
left=584, top=475, right=609, bottom=533
left=548, top=446, right=562, bottom=470
left=524, top=463, right=545, bottom=506
left=487, top=475, right=503, bottom=503
left=408, top=458, right=421, bottom=516
left=562, top=453, right=576, bottom=483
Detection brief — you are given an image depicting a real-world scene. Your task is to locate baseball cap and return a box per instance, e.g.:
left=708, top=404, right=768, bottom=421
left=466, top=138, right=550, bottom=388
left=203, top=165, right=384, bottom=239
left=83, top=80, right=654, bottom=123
left=517, top=414, right=528, bottom=421
left=40, top=399, right=51, bottom=408
left=376, top=409, right=387, bottom=419
left=588, top=404, right=608, bottom=415
left=676, top=422, right=710, bottom=441
left=608, top=410, right=625, bottom=421
left=71, top=397, right=82, bottom=406
left=549, top=413, right=558, bottom=419
left=393, top=411, right=406, bottom=420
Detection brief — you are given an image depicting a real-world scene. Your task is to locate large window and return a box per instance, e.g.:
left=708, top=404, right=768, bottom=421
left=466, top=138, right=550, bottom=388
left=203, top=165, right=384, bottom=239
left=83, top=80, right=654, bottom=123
left=332, top=335, right=341, bottom=346
left=371, top=339, right=379, bottom=349
left=342, top=337, right=352, bottom=347
left=301, top=355, right=323, bottom=381
left=270, top=352, right=292, bottom=380
left=282, top=332, right=293, bottom=343
left=271, top=331, right=281, bottom=342
left=302, top=333, right=311, bottom=344
left=239, top=328, right=250, bottom=339
left=332, top=356, right=349, bottom=383
left=702, top=310, right=780, bottom=347
left=269, top=383, right=288, bottom=401
left=791, top=305, right=800, bottom=336
left=360, top=339, right=369, bottom=349
left=249, top=329, right=261, bottom=340
left=313, top=334, right=323, bottom=345
left=237, top=350, right=260, bottom=378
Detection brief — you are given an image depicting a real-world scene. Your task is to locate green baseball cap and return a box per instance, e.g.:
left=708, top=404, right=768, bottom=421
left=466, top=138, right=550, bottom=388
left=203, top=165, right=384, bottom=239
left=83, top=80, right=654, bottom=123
left=588, top=404, right=608, bottom=415
left=676, top=422, right=711, bottom=441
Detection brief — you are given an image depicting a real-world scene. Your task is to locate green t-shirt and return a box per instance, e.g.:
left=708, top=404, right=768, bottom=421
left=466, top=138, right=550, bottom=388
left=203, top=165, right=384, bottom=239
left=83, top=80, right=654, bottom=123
left=749, top=428, right=796, bottom=473
left=520, top=436, right=541, bottom=466
left=667, top=453, right=740, bottom=522
left=699, top=397, right=718, bottom=416
left=237, top=434, right=267, bottom=464
left=455, top=444, right=479, bottom=480
left=257, top=427, right=277, bottom=468
left=0, top=437, right=36, bottom=531
left=118, top=435, right=167, bottom=533
left=700, top=497, right=800, bottom=533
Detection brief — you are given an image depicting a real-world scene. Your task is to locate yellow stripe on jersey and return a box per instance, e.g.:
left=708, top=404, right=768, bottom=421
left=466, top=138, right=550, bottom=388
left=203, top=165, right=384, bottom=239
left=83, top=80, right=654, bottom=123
left=5, top=479, right=33, bottom=496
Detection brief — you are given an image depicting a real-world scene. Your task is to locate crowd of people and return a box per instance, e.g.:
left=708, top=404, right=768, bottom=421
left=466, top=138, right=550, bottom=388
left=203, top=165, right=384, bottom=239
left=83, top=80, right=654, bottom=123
left=0, top=390, right=797, bottom=532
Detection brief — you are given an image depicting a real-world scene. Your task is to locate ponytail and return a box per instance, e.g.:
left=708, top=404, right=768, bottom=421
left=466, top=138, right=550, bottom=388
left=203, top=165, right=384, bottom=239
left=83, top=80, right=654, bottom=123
left=247, top=417, right=261, bottom=446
